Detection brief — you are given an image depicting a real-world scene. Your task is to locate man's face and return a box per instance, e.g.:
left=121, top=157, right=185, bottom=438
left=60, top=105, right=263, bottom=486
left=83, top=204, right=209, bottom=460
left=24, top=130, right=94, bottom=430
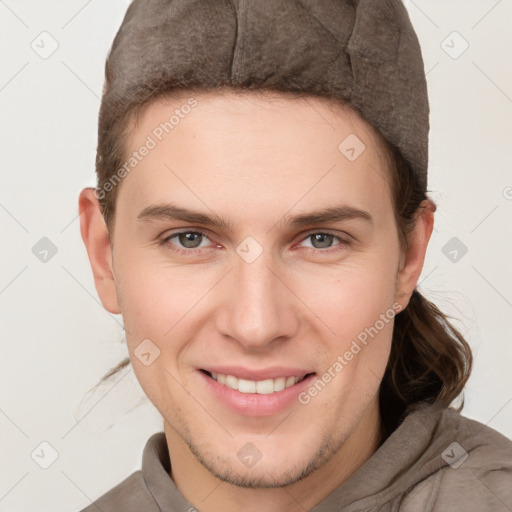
left=108, top=90, right=404, bottom=487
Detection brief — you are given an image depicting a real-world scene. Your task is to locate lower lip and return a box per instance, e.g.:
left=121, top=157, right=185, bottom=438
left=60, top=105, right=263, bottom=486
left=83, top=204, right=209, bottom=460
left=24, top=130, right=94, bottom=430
left=198, top=370, right=316, bottom=417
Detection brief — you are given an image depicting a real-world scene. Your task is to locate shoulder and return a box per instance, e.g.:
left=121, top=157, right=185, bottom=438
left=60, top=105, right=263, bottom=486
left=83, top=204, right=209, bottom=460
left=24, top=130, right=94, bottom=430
left=78, top=470, right=159, bottom=512
left=437, top=407, right=512, bottom=469
left=403, top=408, right=512, bottom=511
left=434, top=409, right=512, bottom=511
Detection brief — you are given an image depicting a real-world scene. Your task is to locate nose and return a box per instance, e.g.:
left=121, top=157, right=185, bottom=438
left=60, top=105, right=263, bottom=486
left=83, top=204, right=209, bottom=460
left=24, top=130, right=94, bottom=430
left=215, top=248, right=300, bottom=352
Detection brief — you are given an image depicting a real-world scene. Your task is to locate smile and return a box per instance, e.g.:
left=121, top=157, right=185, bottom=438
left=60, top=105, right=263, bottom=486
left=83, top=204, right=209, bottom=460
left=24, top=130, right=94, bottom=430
left=198, top=368, right=317, bottom=416
left=203, top=370, right=312, bottom=394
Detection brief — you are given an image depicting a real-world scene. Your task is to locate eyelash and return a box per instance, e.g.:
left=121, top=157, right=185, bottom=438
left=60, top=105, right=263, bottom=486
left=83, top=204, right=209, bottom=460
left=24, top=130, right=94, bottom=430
left=158, top=229, right=351, bottom=256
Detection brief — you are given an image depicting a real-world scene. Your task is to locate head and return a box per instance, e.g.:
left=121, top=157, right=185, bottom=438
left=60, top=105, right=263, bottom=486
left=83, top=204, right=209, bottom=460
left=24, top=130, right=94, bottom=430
left=79, top=0, right=472, bottom=489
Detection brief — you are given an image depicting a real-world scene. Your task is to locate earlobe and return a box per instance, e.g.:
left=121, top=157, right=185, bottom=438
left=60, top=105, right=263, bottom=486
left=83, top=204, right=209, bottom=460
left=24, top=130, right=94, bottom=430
left=395, top=200, right=435, bottom=311
left=78, top=188, right=121, bottom=314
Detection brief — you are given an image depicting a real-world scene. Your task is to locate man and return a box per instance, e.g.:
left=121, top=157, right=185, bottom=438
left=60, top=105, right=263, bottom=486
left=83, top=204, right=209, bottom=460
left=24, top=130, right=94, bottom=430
left=78, top=0, right=512, bottom=510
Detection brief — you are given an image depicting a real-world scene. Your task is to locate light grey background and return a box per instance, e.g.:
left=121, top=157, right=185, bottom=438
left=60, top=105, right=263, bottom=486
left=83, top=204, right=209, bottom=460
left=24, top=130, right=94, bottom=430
left=1, top=1, right=511, bottom=510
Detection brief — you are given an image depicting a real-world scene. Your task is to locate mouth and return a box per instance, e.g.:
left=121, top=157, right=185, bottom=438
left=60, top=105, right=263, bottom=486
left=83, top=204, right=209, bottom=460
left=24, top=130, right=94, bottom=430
left=200, top=369, right=316, bottom=395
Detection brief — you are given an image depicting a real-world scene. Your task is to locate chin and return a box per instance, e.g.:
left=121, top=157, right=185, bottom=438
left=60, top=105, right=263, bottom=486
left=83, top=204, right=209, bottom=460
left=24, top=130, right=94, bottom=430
left=189, top=437, right=343, bottom=489
left=206, top=460, right=317, bottom=489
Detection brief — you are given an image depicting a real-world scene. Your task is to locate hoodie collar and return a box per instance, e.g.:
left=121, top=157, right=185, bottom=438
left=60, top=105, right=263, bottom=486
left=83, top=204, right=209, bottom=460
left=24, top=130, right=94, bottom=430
left=140, top=402, right=451, bottom=511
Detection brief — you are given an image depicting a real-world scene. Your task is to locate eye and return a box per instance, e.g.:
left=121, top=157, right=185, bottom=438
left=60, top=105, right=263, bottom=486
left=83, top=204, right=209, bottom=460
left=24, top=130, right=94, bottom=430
left=158, top=230, right=351, bottom=256
left=159, top=230, right=212, bottom=255
left=297, top=232, right=350, bottom=253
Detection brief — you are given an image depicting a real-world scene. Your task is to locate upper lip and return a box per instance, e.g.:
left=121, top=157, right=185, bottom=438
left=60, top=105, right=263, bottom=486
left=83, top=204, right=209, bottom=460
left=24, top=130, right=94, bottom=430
left=200, top=366, right=315, bottom=381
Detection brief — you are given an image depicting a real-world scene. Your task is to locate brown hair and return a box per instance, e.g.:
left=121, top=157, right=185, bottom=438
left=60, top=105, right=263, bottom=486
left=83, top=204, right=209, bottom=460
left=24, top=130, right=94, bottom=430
left=91, top=1, right=473, bottom=434
left=378, top=143, right=472, bottom=433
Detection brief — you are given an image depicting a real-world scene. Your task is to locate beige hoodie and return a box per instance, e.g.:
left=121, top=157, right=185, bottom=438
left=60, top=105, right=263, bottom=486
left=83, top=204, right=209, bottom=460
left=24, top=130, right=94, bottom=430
left=79, top=403, right=512, bottom=511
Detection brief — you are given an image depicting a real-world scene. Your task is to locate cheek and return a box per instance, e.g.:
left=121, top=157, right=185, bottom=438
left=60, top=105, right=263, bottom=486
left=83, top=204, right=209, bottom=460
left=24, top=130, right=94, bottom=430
left=294, top=253, right=398, bottom=340
left=290, top=248, right=400, bottom=391
left=114, top=259, right=192, bottom=411
left=299, top=266, right=398, bottom=409
left=113, top=251, right=220, bottom=382
left=114, top=249, right=192, bottom=331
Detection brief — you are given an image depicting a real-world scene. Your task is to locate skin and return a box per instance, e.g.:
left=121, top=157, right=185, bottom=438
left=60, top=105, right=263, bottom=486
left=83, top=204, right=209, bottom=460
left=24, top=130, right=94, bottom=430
left=79, top=89, right=434, bottom=512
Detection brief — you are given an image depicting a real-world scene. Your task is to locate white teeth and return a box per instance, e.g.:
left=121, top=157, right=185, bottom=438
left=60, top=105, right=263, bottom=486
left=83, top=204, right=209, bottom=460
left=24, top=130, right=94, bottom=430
left=285, top=376, right=296, bottom=387
left=273, top=377, right=286, bottom=392
left=209, top=372, right=306, bottom=394
left=256, top=379, right=274, bottom=394
left=225, top=375, right=239, bottom=390
left=238, top=379, right=256, bottom=393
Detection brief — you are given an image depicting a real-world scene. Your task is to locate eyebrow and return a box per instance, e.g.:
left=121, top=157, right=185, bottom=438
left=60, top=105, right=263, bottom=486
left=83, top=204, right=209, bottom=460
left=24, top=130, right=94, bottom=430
left=136, top=202, right=373, bottom=230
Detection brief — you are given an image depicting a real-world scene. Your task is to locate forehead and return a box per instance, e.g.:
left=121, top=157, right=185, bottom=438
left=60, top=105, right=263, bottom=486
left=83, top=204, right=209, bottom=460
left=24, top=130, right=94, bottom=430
left=126, top=88, right=388, bottom=162
left=116, top=89, right=393, bottom=228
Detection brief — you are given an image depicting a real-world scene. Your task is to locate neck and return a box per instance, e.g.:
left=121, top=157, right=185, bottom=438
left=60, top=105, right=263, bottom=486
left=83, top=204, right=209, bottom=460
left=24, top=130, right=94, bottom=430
left=164, top=398, right=383, bottom=512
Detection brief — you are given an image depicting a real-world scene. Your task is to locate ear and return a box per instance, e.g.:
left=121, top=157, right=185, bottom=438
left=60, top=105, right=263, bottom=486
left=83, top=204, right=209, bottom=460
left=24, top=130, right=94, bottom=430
left=395, top=200, right=435, bottom=311
left=78, top=188, right=121, bottom=314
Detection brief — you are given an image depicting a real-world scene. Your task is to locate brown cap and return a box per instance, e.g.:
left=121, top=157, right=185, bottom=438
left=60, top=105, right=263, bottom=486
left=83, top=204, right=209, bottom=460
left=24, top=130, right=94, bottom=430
left=102, top=0, right=429, bottom=188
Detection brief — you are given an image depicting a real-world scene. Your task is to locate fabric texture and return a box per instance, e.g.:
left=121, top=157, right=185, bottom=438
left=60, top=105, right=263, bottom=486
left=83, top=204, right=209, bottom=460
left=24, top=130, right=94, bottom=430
left=79, top=403, right=512, bottom=511
left=102, top=0, right=429, bottom=190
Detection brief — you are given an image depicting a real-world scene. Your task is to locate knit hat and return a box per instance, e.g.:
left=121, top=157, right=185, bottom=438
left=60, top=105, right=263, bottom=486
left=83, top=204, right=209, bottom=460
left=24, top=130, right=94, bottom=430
left=100, top=0, right=429, bottom=190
